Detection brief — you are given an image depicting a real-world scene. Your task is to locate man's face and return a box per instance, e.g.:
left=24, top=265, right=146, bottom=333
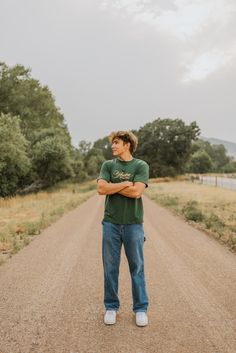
left=111, top=138, right=130, bottom=156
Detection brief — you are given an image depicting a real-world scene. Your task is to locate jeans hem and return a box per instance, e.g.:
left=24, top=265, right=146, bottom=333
left=105, top=307, right=119, bottom=311
left=133, top=309, right=148, bottom=313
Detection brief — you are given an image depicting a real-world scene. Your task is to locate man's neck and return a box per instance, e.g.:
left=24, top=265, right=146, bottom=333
left=118, top=152, right=133, bottom=161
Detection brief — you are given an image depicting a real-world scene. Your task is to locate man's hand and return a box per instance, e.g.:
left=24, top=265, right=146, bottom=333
left=97, top=179, right=133, bottom=195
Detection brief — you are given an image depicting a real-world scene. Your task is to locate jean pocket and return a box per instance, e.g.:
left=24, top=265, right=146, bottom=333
left=102, top=220, right=109, bottom=225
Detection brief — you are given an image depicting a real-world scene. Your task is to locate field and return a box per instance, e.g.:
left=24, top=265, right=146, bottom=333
left=0, top=180, right=97, bottom=264
left=1, top=178, right=235, bottom=265
left=145, top=178, right=236, bottom=252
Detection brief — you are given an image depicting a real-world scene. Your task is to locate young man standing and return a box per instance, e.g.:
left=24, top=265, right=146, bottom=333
left=97, top=131, right=149, bottom=327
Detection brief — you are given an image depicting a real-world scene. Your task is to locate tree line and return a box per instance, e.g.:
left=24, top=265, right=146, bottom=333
left=92, top=120, right=236, bottom=176
left=0, top=62, right=235, bottom=197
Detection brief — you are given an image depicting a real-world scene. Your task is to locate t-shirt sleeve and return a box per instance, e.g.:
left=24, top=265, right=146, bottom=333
left=133, top=161, right=149, bottom=188
left=97, top=161, right=111, bottom=183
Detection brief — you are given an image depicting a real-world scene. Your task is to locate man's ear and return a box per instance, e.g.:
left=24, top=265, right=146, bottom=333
left=125, top=142, right=131, bottom=151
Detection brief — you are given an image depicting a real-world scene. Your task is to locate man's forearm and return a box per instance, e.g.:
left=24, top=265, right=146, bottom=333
left=118, top=185, right=141, bottom=198
left=98, top=181, right=131, bottom=195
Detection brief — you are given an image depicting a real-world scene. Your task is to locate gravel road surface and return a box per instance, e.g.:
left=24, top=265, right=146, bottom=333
left=0, top=194, right=235, bottom=353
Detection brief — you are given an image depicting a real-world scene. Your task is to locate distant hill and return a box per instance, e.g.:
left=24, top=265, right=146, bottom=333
left=201, top=137, right=236, bottom=159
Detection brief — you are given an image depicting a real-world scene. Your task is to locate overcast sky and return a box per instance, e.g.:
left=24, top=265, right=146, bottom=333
left=1, top=0, right=236, bottom=145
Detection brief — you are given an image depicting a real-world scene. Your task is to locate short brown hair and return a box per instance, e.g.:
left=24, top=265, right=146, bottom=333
left=109, top=131, right=138, bottom=154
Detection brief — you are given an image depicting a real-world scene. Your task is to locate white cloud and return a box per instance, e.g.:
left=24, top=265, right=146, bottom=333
left=101, top=0, right=151, bottom=11
left=156, top=0, right=234, bottom=40
left=183, top=46, right=236, bottom=82
left=101, top=0, right=235, bottom=39
left=100, top=0, right=236, bottom=80
left=100, top=0, right=160, bottom=18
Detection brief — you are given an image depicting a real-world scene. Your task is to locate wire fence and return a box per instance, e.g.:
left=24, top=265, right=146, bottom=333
left=198, top=175, right=236, bottom=191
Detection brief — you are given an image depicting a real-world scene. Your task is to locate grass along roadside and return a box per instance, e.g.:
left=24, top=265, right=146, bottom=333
left=0, top=180, right=97, bottom=265
left=145, top=179, right=236, bottom=252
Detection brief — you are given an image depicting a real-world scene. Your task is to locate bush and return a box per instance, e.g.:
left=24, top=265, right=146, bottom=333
left=205, top=213, right=225, bottom=230
left=182, top=200, right=204, bottom=222
left=32, top=134, right=74, bottom=185
left=157, top=195, right=179, bottom=208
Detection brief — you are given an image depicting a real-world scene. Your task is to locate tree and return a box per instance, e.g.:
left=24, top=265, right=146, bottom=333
left=78, top=141, right=106, bottom=178
left=71, top=147, right=88, bottom=182
left=93, top=136, right=113, bottom=160
left=135, top=118, right=200, bottom=177
left=187, top=150, right=213, bottom=173
left=188, top=139, right=232, bottom=173
left=221, top=158, right=236, bottom=173
left=86, top=152, right=105, bottom=178
left=31, top=129, right=74, bottom=185
left=0, top=62, right=77, bottom=193
left=78, top=140, right=92, bottom=156
left=82, top=147, right=105, bottom=178
left=0, top=113, right=31, bottom=196
left=0, top=62, right=71, bottom=144
left=210, top=144, right=230, bottom=171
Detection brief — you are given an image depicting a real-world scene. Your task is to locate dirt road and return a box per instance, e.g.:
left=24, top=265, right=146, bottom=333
left=0, top=194, right=235, bottom=353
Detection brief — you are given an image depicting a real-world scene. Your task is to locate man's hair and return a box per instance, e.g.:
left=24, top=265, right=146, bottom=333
left=109, top=131, right=138, bottom=154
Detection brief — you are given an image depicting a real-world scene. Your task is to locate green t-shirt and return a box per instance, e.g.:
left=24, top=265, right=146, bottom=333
left=97, top=158, right=149, bottom=224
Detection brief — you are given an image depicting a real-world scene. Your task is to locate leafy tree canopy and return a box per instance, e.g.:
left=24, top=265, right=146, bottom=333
left=0, top=63, right=76, bottom=195
left=187, top=139, right=234, bottom=173
left=0, top=62, right=71, bottom=144
left=0, top=113, right=31, bottom=196
left=135, top=118, right=200, bottom=176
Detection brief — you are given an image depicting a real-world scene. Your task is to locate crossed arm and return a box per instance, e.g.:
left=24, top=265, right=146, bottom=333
left=97, top=179, right=146, bottom=199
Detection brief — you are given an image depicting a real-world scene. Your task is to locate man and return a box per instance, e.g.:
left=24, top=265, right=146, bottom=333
left=97, top=131, right=149, bottom=327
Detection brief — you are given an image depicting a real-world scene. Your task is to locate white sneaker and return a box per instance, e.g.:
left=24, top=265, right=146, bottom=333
left=104, top=310, right=117, bottom=325
left=135, top=311, right=148, bottom=327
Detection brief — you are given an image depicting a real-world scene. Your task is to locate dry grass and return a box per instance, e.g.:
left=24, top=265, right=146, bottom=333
left=146, top=179, right=236, bottom=251
left=0, top=180, right=97, bottom=264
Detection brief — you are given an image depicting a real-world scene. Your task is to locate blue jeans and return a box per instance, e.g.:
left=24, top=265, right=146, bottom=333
left=102, top=221, right=149, bottom=313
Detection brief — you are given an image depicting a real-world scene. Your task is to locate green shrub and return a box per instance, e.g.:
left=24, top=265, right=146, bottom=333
left=205, top=213, right=225, bottom=230
left=23, top=236, right=31, bottom=246
left=12, top=237, right=21, bottom=254
left=24, top=222, right=41, bottom=235
left=182, top=200, right=204, bottom=222
left=49, top=207, right=64, bottom=218
left=152, top=194, right=179, bottom=208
